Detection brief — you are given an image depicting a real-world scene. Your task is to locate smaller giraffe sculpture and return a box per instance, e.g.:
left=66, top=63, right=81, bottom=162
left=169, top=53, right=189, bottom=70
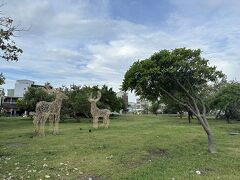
left=88, top=91, right=111, bottom=129
left=34, top=86, right=68, bottom=136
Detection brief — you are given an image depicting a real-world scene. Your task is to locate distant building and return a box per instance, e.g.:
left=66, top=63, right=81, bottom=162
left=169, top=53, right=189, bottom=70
left=1, top=96, right=20, bottom=115
left=0, top=79, right=42, bottom=116
left=116, top=91, right=128, bottom=110
left=14, top=80, right=35, bottom=97
left=7, top=89, right=15, bottom=96
left=136, top=98, right=151, bottom=114
left=127, top=102, right=137, bottom=113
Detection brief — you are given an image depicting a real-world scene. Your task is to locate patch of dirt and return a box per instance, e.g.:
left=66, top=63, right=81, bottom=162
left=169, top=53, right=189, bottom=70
left=6, top=142, right=25, bottom=148
left=148, top=149, right=168, bottom=158
left=120, top=149, right=169, bottom=169
left=43, top=150, right=60, bottom=156
left=144, top=148, right=169, bottom=160
left=120, top=161, right=143, bottom=169
left=198, top=167, right=216, bottom=175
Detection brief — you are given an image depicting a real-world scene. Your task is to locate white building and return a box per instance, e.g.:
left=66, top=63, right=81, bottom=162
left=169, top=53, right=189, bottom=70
left=136, top=98, right=151, bottom=111
left=14, top=80, right=35, bottom=97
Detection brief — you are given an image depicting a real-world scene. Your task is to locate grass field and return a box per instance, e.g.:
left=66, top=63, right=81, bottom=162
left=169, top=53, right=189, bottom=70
left=0, top=115, right=240, bottom=180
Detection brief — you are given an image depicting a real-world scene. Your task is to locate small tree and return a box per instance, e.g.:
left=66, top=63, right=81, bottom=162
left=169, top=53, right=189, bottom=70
left=100, top=85, right=124, bottom=112
left=62, top=85, right=92, bottom=119
left=122, top=48, right=223, bottom=153
left=209, top=82, right=240, bottom=123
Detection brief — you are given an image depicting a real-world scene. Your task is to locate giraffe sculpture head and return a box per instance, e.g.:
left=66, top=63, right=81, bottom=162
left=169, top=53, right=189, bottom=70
left=43, top=85, right=68, bottom=100
left=88, top=91, right=101, bottom=103
left=54, top=89, right=69, bottom=100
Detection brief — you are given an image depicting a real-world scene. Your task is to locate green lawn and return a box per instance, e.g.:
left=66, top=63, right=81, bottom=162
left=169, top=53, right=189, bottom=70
left=0, top=115, right=240, bottom=180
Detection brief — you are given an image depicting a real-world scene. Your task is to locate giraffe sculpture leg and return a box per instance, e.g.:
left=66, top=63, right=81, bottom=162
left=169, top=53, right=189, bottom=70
left=33, top=116, right=38, bottom=135
left=93, top=117, right=99, bottom=129
left=103, top=116, right=109, bottom=128
left=106, top=115, right=110, bottom=128
left=34, top=114, right=42, bottom=136
left=39, top=115, right=47, bottom=136
left=49, top=114, right=55, bottom=134
left=53, top=113, right=60, bottom=135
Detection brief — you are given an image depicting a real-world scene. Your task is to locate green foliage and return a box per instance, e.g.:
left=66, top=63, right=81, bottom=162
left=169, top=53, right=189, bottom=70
left=209, top=82, right=240, bottom=120
left=62, top=85, right=92, bottom=118
left=0, top=15, right=23, bottom=85
left=149, top=101, right=160, bottom=114
left=122, top=48, right=223, bottom=104
left=158, top=95, right=184, bottom=114
left=0, top=17, right=23, bottom=61
left=61, top=85, right=124, bottom=119
left=100, top=85, right=125, bottom=112
left=0, top=73, right=5, bottom=85
left=16, top=87, right=54, bottom=112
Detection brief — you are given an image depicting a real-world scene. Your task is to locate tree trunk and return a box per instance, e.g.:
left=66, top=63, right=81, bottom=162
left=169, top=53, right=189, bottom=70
left=225, top=110, right=231, bottom=124
left=215, top=110, right=221, bottom=119
left=197, top=115, right=215, bottom=153
left=188, top=111, right=192, bottom=123
left=179, top=111, right=183, bottom=119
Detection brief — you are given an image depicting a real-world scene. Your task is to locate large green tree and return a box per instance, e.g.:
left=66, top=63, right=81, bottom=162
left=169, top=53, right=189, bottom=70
left=122, top=48, right=223, bottom=153
left=0, top=14, right=23, bottom=85
left=209, top=82, right=240, bottom=123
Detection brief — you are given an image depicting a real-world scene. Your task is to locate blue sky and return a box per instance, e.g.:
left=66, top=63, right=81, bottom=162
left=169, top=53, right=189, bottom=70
left=1, top=0, right=240, bottom=102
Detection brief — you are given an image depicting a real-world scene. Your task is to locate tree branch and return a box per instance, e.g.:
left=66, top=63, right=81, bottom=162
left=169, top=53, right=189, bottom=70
left=159, top=87, right=198, bottom=116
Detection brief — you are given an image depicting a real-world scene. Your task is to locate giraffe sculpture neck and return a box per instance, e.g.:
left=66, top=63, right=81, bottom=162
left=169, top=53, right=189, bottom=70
left=54, top=96, right=63, bottom=107
left=91, top=101, right=98, bottom=115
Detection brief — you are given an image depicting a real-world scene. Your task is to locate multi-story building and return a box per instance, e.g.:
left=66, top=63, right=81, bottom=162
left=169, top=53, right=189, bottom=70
left=136, top=98, right=151, bottom=114
left=0, top=80, right=36, bottom=116
left=14, top=80, right=35, bottom=97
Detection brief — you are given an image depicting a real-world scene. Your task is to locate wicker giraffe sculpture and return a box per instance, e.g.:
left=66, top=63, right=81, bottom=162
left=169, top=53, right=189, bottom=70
left=33, top=86, right=68, bottom=136
left=88, top=91, right=111, bottom=129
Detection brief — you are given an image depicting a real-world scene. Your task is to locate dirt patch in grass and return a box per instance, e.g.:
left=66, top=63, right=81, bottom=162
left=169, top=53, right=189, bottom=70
left=6, top=142, right=25, bottom=148
left=120, top=148, right=169, bottom=169
left=149, top=148, right=168, bottom=156
left=144, top=148, right=169, bottom=161
left=43, top=150, right=61, bottom=156
left=120, top=160, right=143, bottom=169
left=197, top=167, right=216, bottom=175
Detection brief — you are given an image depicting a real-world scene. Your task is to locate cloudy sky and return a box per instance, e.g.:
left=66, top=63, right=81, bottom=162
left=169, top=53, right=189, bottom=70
left=0, top=0, right=240, bottom=101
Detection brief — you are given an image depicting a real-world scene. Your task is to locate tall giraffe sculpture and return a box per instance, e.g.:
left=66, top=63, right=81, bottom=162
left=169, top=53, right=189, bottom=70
left=33, top=86, right=68, bottom=136
left=88, top=91, right=111, bottom=129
